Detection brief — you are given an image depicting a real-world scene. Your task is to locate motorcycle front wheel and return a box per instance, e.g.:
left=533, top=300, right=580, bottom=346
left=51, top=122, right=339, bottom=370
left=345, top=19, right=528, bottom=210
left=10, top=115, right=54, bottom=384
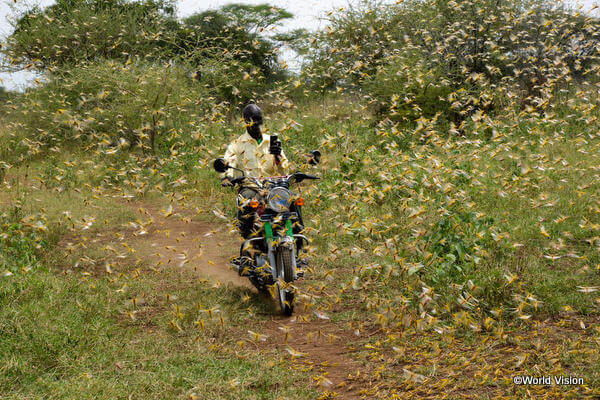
left=276, top=246, right=295, bottom=316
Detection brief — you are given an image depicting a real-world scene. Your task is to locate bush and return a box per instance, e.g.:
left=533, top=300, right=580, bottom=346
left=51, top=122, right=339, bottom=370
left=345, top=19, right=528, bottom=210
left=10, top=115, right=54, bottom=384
left=304, top=0, right=600, bottom=123
left=1, top=59, right=271, bottom=160
left=423, top=211, right=496, bottom=286
left=198, top=58, right=267, bottom=106
left=4, top=62, right=192, bottom=154
left=3, top=1, right=299, bottom=91
left=5, top=0, right=177, bottom=70
left=363, top=53, right=453, bottom=122
left=0, top=206, right=48, bottom=276
left=181, top=4, right=298, bottom=83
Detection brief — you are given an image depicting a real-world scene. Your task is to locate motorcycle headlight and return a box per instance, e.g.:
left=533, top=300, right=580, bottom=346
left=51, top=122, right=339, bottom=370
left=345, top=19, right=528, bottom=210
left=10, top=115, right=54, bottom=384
left=267, top=187, right=291, bottom=212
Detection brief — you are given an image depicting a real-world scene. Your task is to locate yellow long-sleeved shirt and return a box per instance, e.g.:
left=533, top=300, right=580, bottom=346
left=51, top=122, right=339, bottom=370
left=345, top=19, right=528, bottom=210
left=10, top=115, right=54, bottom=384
left=222, top=133, right=290, bottom=179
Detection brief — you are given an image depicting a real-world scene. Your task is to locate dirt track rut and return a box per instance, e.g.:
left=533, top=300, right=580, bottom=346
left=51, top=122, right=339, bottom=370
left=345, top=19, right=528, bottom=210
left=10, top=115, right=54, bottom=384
left=127, top=201, right=365, bottom=399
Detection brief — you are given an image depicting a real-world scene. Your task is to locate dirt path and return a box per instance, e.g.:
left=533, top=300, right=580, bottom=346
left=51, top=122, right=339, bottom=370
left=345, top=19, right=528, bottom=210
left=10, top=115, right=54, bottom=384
left=126, top=200, right=366, bottom=399
left=261, top=317, right=367, bottom=398
left=122, top=201, right=600, bottom=399
left=128, top=202, right=251, bottom=288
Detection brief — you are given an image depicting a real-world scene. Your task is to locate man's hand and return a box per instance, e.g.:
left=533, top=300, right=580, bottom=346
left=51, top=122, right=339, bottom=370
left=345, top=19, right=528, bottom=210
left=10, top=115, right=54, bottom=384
left=269, top=137, right=282, bottom=158
left=221, top=177, right=233, bottom=187
left=269, top=137, right=282, bottom=164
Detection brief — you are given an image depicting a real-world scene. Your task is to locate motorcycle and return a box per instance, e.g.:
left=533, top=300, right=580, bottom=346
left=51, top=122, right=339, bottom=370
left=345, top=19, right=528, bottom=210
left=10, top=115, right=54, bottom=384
left=212, top=152, right=320, bottom=316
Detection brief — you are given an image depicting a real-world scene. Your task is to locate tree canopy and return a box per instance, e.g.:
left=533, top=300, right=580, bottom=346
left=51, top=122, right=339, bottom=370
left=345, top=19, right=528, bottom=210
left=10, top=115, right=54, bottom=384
left=2, top=1, right=299, bottom=84
left=302, top=0, right=600, bottom=123
left=4, top=0, right=178, bottom=71
left=180, top=4, right=295, bottom=82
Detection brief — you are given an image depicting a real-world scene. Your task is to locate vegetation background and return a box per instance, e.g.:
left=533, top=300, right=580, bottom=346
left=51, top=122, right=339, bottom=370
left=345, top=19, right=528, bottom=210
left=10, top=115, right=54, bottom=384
left=1, top=0, right=600, bottom=398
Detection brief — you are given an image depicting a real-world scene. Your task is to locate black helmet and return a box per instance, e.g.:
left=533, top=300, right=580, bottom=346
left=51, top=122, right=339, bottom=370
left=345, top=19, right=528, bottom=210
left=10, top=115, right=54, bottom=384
left=242, top=103, right=263, bottom=126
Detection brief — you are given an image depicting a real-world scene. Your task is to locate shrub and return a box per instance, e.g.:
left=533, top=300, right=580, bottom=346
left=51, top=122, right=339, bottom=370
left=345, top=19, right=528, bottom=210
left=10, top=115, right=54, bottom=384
left=303, top=0, right=600, bottom=123
left=3, top=1, right=299, bottom=90
left=181, top=4, right=298, bottom=83
left=4, top=0, right=177, bottom=70
left=363, top=53, right=454, bottom=122
left=1, top=59, right=269, bottom=160
left=0, top=206, right=48, bottom=276
left=424, top=211, right=496, bottom=286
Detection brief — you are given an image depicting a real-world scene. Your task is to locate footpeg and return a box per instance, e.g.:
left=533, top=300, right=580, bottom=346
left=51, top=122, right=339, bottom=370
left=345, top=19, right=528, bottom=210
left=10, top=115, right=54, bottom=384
left=231, top=257, right=245, bottom=276
left=295, top=258, right=308, bottom=279
left=233, top=256, right=255, bottom=277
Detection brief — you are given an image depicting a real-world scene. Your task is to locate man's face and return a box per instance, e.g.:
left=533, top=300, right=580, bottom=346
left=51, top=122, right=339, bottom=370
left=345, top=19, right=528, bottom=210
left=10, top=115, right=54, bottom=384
left=246, top=116, right=262, bottom=139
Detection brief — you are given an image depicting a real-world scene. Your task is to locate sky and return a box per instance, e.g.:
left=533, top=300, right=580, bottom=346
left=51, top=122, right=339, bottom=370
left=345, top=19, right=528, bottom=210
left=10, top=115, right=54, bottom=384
left=0, top=0, right=599, bottom=90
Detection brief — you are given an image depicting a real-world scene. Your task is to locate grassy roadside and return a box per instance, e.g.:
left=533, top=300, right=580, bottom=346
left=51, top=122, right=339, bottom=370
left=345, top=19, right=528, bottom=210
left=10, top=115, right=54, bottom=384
left=1, top=262, right=315, bottom=399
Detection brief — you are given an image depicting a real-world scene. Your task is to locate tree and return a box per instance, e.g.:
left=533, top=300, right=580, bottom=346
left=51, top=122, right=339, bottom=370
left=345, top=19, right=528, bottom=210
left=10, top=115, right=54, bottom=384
left=304, top=0, right=600, bottom=122
left=180, top=4, right=297, bottom=82
left=2, top=1, right=301, bottom=88
left=2, top=0, right=178, bottom=71
left=0, top=86, right=10, bottom=106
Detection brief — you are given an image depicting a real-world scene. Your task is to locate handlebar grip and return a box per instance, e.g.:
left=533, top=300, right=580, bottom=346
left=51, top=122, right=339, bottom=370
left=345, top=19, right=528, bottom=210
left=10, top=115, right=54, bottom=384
left=290, top=173, right=320, bottom=184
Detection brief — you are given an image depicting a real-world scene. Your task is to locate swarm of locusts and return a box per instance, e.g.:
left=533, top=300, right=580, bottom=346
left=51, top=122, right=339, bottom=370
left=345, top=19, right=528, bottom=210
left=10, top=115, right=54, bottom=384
left=1, top=0, right=600, bottom=398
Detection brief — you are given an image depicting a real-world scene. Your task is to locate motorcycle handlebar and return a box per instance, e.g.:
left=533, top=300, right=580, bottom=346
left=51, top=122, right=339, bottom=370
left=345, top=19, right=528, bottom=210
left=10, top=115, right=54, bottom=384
left=231, top=177, right=246, bottom=185
left=226, top=172, right=320, bottom=187
left=293, top=173, right=319, bottom=182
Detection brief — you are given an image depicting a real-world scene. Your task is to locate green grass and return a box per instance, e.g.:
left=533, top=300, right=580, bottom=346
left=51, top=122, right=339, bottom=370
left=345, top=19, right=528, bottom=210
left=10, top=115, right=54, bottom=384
left=0, top=260, right=314, bottom=400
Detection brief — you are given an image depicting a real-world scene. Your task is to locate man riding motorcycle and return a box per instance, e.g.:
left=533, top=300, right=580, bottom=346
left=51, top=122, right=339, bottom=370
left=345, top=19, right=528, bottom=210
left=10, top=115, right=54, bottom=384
left=215, top=104, right=321, bottom=312
left=220, top=103, right=292, bottom=240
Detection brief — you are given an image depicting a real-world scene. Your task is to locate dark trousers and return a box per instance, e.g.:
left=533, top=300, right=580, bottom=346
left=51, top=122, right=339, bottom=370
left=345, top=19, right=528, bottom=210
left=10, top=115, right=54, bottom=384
left=237, top=187, right=259, bottom=239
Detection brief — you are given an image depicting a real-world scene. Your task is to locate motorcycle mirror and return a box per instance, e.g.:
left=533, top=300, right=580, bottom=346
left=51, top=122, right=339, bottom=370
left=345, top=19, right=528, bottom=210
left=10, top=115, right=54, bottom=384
left=308, top=150, right=321, bottom=165
left=213, top=158, right=229, bottom=173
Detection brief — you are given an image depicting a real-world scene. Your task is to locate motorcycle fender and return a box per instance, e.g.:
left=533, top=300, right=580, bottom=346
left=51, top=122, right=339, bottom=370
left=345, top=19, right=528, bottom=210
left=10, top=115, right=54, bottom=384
left=269, top=237, right=297, bottom=281
left=280, top=235, right=294, bottom=249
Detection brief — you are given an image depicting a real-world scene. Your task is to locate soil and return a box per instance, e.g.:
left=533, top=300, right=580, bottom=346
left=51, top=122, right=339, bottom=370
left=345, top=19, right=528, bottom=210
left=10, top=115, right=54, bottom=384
left=261, top=317, right=367, bottom=399
left=128, top=202, right=251, bottom=288
left=125, top=200, right=365, bottom=399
